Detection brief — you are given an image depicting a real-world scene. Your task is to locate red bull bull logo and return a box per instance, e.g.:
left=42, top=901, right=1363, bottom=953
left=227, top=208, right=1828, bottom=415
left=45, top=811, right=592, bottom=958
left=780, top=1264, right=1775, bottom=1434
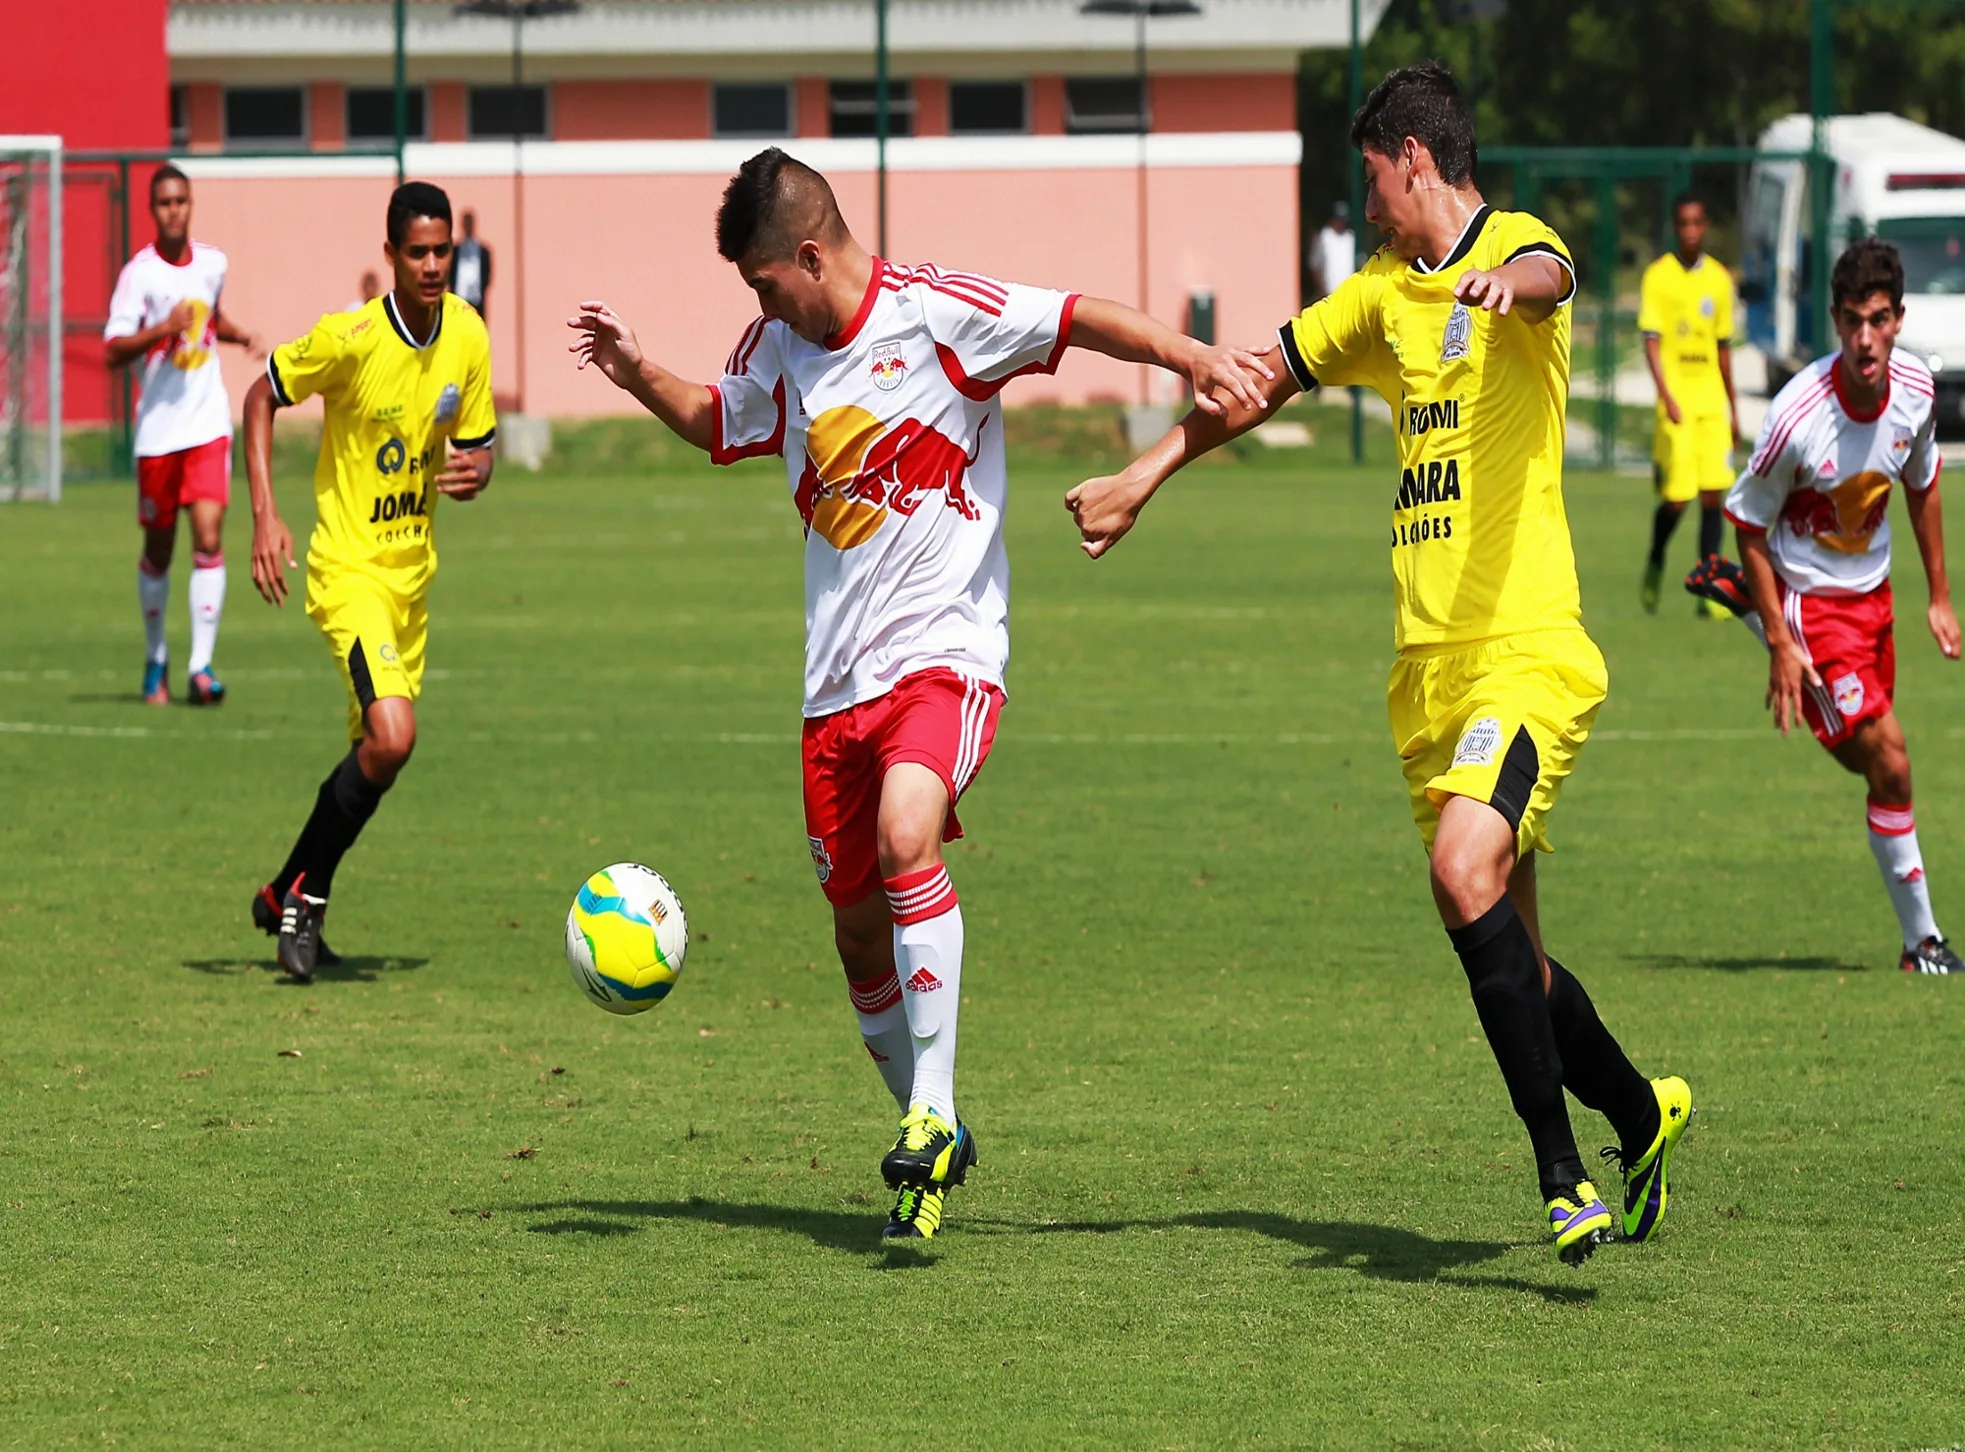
left=1780, top=469, right=1890, bottom=554
left=869, top=342, right=909, bottom=392
left=795, top=404, right=983, bottom=549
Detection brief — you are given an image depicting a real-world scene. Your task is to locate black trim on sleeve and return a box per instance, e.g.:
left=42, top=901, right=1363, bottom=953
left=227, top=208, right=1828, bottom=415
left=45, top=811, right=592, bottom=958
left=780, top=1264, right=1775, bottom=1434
left=452, top=429, right=497, bottom=451
left=266, top=354, right=294, bottom=408
left=1276, top=322, right=1318, bottom=392
left=1504, top=243, right=1578, bottom=306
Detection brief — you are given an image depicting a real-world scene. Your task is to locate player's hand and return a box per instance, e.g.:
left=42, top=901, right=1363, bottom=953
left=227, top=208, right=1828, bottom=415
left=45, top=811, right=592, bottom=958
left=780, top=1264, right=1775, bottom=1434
left=1729, top=406, right=1742, bottom=447
left=250, top=514, right=296, bottom=607
left=1662, top=393, right=1683, bottom=427
left=567, top=301, right=645, bottom=391
left=1066, top=471, right=1151, bottom=560
left=1766, top=639, right=1822, bottom=737
left=165, top=299, right=198, bottom=336
left=241, top=332, right=267, bottom=361
left=1452, top=267, right=1516, bottom=315
left=1930, top=598, right=1961, bottom=659
left=434, top=444, right=490, bottom=501
left=1184, top=342, right=1273, bottom=416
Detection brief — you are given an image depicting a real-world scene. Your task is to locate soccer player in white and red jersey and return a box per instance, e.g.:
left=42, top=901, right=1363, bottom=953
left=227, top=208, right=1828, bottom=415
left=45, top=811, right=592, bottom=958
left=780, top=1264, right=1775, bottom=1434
left=1728, top=237, right=1964, bottom=975
left=569, top=147, right=1269, bottom=1239
left=103, top=164, right=262, bottom=706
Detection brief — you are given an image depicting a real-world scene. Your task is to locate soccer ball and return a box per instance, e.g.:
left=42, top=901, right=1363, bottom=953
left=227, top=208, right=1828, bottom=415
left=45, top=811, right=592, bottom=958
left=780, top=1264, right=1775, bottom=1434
left=564, top=863, right=689, bottom=1015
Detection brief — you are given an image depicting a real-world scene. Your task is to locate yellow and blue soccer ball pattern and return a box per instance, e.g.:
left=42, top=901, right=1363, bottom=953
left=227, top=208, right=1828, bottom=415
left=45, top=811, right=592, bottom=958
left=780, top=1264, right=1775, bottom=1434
left=563, top=863, right=688, bottom=1015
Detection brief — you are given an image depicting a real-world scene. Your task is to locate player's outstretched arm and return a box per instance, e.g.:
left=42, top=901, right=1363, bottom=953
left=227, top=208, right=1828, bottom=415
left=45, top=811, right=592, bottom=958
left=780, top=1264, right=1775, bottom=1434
left=103, top=300, right=197, bottom=370
left=1738, top=528, right=1819, bottom=736
left=214, top=309, right=265, bottom=360
left=433, top=444, right=494, bottom=503
left=1067, top=296, right=1273, bottom=417
left=1904, top=480, right=1962, bottom=659
left=566, top=301, right=714, bottom=452
left=1453, top=255, right=1569, bottom=325
left=241, top=374, right=296, bottom=607
left=1066, top=344, right=1300, bottom=560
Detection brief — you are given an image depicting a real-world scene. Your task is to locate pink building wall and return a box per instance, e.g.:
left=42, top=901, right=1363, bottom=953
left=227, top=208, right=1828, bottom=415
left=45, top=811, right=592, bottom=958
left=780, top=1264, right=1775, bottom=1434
left=179, top=157, right=1296, bottom=423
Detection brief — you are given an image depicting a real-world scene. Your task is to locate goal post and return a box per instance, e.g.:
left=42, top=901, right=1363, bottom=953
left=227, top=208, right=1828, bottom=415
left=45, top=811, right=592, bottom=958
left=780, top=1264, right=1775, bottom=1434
left=0, top=135, right=62, bottom=503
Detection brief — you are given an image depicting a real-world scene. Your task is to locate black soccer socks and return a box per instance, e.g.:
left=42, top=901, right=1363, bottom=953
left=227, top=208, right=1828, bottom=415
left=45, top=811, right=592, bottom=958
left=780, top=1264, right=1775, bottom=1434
left=1545, top=958, right=1660, bottom=1154
left=271, top=746, right=391, bottom=902
left=1646, top=500, right=1681, bottom=568
left=1697, top=500, right=1724, bottom=564
left=1447, top=896, right=1585, bottom=1198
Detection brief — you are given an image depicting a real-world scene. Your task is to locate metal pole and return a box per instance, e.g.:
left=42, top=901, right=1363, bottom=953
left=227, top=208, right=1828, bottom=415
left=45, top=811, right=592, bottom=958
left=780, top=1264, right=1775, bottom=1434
left=1594, top=171, right=1616, bottom=471
left=513, top=11, right=526, bottom=414
left=1809, top=0, right=1833, bottom=358
left=1347, top=0, right=1363, bottom=463
left=47, top=139, right=62, bottom=503
left=875, top=0, right=888, bottom=257
left=118, top=156, right=132, bottom=476
left=394, top=0, right=408, bottom=185
left=1136, top=5, right=1149, bottom=406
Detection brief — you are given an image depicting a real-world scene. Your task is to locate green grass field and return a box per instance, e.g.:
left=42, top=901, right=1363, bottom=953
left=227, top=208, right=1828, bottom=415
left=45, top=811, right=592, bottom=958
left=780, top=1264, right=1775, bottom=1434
left=4, top=422, right=1964, bottom=1449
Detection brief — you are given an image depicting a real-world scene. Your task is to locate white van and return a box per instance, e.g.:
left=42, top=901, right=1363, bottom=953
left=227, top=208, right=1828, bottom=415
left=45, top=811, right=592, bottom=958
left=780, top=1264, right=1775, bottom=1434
left=1743, top=113, right=1965, bottom=423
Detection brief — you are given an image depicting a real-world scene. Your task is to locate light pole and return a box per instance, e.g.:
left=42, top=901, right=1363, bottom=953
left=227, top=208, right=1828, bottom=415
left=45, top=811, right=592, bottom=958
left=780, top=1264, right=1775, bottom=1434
left=455, top=0, right=579, bottom=416
left=1082, top=0, right=1201, bottom=406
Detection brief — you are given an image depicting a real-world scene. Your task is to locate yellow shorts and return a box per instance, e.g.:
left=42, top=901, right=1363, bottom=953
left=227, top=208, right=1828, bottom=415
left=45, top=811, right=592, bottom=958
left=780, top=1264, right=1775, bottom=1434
left=1387, top=626, right=1608, bottom=858
left=306, top=570, right=427, bottom=741
left=1652, top=412, right=1733, bottom=503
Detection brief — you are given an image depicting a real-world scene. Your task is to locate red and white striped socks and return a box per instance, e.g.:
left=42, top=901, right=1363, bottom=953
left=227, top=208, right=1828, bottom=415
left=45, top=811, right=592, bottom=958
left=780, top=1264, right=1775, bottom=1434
left=187, top=549, right=226, bottom=676
left=1868, top=798, right=1939, bottom=949
left=846, top=967, right=913, bottom=1110
left=138, top=558, right=169, bottom=665
left=886, top=863, right=963, bottom=1122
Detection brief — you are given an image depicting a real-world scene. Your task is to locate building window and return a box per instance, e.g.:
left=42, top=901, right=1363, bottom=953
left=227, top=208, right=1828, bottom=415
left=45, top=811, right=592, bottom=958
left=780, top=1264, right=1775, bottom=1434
left=713, top=83, right=792, bottom=138
left=225, top=87, right=306, bottom=147
left=829, top=80, right=915, bottom=138
left=950, top=81, right=1027, bottom=135
left=1065, top=77, right=1146, bottom=135
left=348, top=86, right=428, bottom=142
left=468, top=85, right=549, bottom=140
left=169, top=86, right=190, bottom=148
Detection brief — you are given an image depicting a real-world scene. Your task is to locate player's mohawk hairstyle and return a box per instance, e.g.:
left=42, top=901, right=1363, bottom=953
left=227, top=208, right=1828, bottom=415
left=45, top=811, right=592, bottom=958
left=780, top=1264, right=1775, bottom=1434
left=1351, top=61, right=1477, bottom=187
left=387, top=181, right=452, bottom=248
left=1831, top=236, right=1906, bottom=312
left=717, top=148, right=847, bottom=263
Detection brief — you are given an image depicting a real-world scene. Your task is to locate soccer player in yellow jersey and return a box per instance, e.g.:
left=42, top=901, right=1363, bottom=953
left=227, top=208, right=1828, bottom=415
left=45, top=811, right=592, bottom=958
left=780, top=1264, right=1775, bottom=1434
left=1067, top=64, right=1691, bottom=1263
left=1639, top=192, right=1741, bottom=614
left=239, top=182, right=497, bottom=981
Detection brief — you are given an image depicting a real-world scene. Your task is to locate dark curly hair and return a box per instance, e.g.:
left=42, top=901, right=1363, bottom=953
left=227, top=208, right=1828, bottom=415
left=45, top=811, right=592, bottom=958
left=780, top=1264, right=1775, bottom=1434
left=1350, top=61, right=1476, bottom=186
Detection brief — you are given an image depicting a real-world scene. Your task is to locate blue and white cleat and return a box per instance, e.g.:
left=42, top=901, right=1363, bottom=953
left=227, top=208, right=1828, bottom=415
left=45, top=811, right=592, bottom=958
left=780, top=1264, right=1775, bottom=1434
left=142, top=657, right=170, bottom=705
left=187, top=669, right=226, bottom=706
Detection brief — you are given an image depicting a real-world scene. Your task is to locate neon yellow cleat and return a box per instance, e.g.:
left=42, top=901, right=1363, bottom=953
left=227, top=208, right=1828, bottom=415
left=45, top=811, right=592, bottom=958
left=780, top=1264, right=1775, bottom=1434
left=881, top=1105, right=976, bottom=1189
left=883, top=1182, right=950, bottom=1239
left=1602, top=1075, right=1694, bottom=1242
left=1547, top=1179, right=1614, bottom=1265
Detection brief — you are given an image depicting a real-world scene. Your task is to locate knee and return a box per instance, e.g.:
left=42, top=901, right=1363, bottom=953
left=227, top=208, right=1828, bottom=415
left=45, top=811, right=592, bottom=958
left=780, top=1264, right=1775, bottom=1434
left=876, top=817, right=941, bottom=880
left=1430, top=836, right=1512, bottom=926
left=142, top=532, right=174, bottom=571
left=834, top=919, right=887, bottom=975
left=360, top=711, right=416, bottom=781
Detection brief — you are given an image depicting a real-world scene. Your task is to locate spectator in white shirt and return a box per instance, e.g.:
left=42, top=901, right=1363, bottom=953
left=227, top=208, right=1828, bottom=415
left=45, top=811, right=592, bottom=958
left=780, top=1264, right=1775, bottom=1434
left=1309, top=201, right=1357, bottom=301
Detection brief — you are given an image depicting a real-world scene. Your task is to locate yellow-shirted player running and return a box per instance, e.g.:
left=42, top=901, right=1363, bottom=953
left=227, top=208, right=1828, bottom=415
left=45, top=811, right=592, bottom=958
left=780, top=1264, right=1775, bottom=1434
left=1066, top=63, right=1691, bottom=1263
left=241, top=181, right=496, bottom=982
left=1639, top=191, right=1741, bottom=614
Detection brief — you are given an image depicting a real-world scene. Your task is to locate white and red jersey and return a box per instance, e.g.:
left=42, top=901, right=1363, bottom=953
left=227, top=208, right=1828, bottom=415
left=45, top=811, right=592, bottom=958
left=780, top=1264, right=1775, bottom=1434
left=711, top=259, right=1078, bottom=717
left=1726, top=351, right=1940, bottom=596
left=104, top=240, right=233, bottom=458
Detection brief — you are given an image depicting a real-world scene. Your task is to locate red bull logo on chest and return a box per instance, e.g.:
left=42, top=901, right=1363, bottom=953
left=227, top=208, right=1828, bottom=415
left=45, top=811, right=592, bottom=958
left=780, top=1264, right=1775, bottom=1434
left=795, top=403, right=983, bottom=550
left=869, top=343, right=909, bottom=392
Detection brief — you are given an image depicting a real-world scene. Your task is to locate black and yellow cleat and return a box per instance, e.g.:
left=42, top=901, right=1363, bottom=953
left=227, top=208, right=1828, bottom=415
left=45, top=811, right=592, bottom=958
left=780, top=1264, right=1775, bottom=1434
left=881, top=1105, right=977, bottom=1190
left=1546, top=1179, right=1615, bottom=1266
left=1601, top=1075, right=1694, bottom=1242
left=883, top=1182, right=951, bottom=1240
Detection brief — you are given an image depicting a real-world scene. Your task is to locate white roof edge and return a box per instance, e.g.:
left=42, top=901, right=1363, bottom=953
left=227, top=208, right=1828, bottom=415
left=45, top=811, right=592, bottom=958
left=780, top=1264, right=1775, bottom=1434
left=170, top=130, right=1302, bottom=180
left=169, top=0, right=1388, bottom=60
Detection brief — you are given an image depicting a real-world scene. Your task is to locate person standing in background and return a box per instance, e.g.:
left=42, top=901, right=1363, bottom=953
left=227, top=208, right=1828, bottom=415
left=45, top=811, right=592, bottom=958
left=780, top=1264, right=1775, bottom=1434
left=452, top=209, right=491, bottom=321
left=1309, top=200, right=1357, bottom=301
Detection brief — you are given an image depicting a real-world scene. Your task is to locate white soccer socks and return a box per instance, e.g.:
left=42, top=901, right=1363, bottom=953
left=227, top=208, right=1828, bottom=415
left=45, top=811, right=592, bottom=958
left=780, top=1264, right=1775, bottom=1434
left=138, top=559, right=170, bottom=664
left=187, top=550, right=226, bottom=676
left=1868, top=798, right=1940, bottom=948
left=847, top=967, right=915, bottom=1110
left=886, top=864, right=963, bottom=1124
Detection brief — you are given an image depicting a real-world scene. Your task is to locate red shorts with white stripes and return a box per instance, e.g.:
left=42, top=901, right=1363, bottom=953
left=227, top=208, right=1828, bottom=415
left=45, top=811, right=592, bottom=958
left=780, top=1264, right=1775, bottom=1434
left=136, top=436, right=231, bottom=530
left=1779, top=579, right=1895, bottom=749
left=801, top=667, right=1004, bottom=908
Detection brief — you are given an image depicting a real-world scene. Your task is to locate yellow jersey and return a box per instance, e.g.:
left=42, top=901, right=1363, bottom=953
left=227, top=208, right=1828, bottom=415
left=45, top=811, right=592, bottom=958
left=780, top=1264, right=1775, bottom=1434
left=266, top=292, right=496, bottom=597
left=1278, top=206, right=1581, bottom=652
left=1637, top=252, right=1734, bottom=419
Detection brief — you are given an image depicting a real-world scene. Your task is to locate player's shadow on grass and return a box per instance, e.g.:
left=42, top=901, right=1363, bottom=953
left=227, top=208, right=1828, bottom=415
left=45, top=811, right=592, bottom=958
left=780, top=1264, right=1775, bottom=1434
left=1634, top=952, right=1866, bottom=973
left=1010, top=1211, right=1593, bottom=1306
left=520, top=1197, right=898, bottom=1258
left=183, top=954, right=430, bottom=983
